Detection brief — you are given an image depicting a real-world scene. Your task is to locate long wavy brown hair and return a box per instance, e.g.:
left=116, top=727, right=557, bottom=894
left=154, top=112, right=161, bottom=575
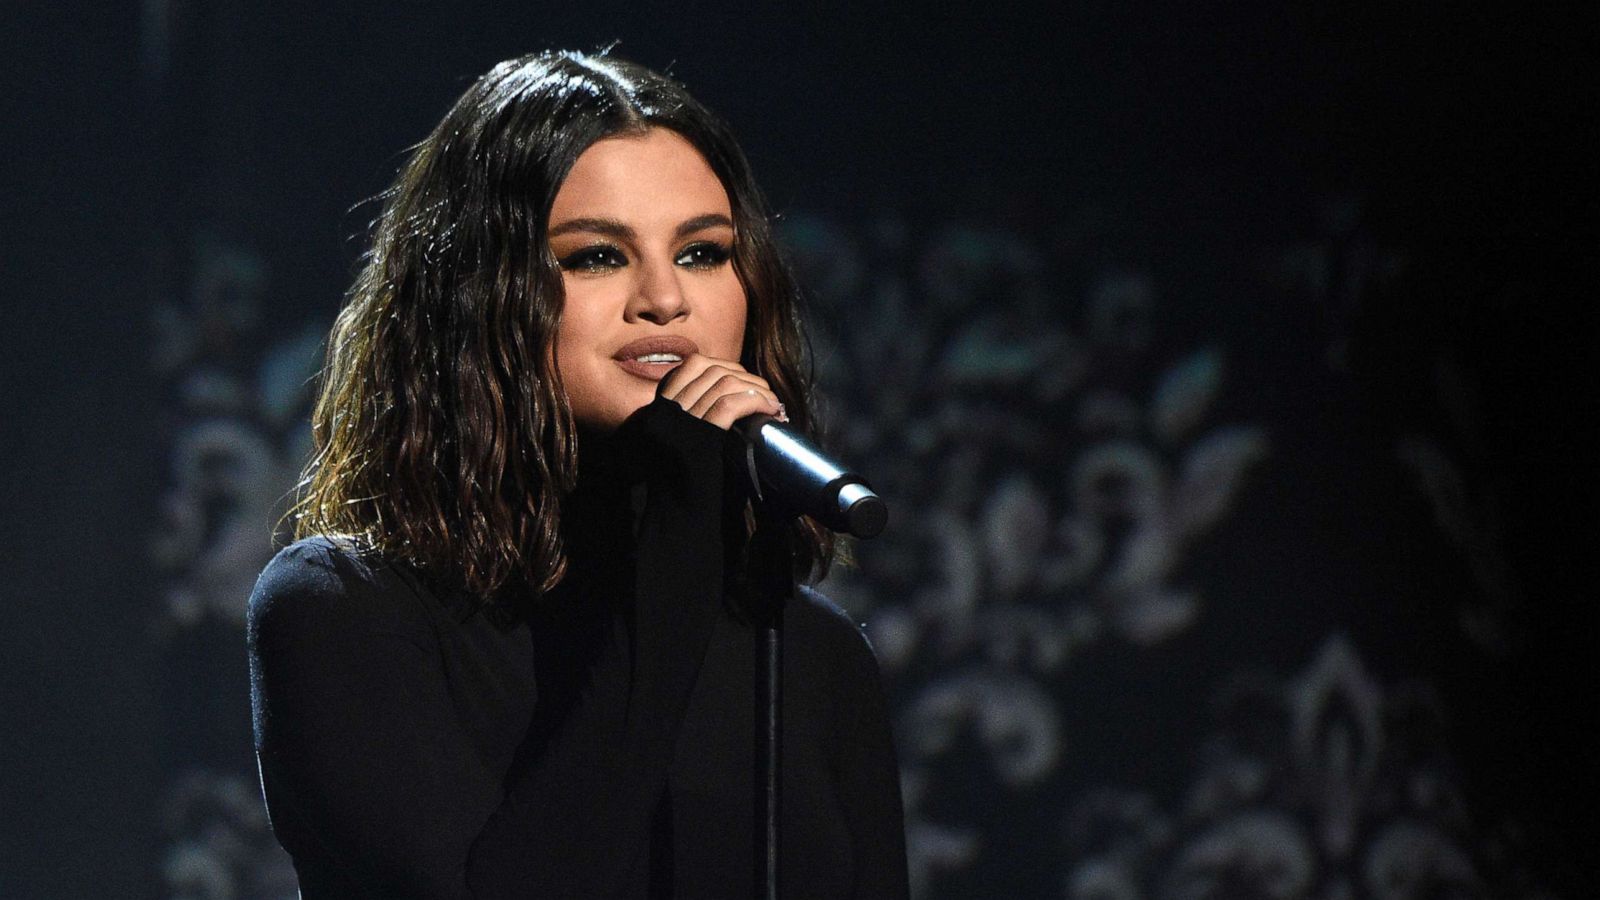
left=286, top=49, right=835, bottom=609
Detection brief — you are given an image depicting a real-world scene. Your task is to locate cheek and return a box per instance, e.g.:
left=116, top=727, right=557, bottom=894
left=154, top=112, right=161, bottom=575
left=554, top=280, right=607, bottom=350
left=712, top=277, right=750, bottom=358
left=553, top=290, right=604, bottom=389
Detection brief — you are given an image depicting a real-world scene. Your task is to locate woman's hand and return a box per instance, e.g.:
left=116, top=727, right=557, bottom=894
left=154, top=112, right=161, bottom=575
left=657, top=354, right=787, bottom=430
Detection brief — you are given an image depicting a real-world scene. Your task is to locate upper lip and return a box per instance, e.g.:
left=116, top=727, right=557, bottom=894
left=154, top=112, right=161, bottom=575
left=612, top=335, right=700, bottom=361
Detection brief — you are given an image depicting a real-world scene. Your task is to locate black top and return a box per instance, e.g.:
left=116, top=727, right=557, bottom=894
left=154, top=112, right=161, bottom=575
left=246, top=398, right=909, bottom=898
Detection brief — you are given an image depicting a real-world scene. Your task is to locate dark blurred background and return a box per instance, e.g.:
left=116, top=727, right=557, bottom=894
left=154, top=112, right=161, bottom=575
left=2, top=2, right=1594, bottom=897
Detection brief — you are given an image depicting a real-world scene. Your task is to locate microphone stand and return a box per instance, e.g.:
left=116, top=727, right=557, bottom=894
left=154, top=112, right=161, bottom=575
left=746, top=508, right=793, bottom=900
left=727, top=416, right=886, bottom=899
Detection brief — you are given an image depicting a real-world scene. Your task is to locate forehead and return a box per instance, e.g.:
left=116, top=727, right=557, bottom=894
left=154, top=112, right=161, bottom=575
left=549, top=127, right=731, bottom=225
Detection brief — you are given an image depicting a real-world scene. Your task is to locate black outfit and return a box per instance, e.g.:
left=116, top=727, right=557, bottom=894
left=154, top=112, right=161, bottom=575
left=247, top=398, right=909, bottom=898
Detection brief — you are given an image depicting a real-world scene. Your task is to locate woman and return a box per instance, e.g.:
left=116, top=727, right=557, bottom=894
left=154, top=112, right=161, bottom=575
left=246, top=49, right=909, bottom=898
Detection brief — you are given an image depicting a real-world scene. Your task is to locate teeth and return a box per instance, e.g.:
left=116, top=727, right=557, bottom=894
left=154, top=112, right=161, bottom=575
left=633, top=353, right=682, bottom=363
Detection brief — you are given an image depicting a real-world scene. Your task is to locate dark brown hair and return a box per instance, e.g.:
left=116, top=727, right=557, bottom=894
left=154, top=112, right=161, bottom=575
left=286, top=49, right=834, bottom=607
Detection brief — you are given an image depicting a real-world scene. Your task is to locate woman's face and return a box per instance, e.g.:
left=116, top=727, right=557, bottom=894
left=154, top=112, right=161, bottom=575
left=549, top=127, right=747, bottom=432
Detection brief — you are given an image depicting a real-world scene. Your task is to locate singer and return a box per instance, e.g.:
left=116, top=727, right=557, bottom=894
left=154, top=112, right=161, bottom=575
left=245, top=50, right=909, bottom=897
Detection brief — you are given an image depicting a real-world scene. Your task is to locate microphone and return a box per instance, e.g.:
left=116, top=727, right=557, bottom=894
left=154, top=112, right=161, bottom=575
left=731, top=415, right=887, bottom=538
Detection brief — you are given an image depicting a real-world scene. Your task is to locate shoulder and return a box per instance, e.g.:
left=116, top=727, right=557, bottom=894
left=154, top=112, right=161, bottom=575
left=791, top=585, right=897, bottom=746
left=791, top=583, right=883, bottom=674
left=247, top=535, right=430, bottom=647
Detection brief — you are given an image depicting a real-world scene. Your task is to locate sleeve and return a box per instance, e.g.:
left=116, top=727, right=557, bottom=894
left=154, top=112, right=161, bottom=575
left=248, top=397, right=734, bottom=898
left=827, top=605, right=911, bottom=899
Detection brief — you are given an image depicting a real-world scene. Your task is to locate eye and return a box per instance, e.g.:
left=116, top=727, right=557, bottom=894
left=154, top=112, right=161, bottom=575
left=675, top=242, right=732, bottom=270
left=557, top=245, right=627, bottom=273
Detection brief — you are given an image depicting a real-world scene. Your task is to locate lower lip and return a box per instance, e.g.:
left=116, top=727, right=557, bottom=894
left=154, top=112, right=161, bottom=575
left=613, top=358, right=682, bottom=381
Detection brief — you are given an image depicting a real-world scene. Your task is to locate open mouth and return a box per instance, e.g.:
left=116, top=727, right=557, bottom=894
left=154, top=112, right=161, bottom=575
left=612, top=335, right=698, bottom=381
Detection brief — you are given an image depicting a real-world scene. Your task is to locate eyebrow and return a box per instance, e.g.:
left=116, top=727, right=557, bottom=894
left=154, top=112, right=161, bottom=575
left=547, top=213, right=734, bottom=240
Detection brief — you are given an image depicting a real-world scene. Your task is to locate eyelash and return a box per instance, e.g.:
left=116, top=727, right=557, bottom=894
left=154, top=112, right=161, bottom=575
left=557, top=242, right=732, bottom=273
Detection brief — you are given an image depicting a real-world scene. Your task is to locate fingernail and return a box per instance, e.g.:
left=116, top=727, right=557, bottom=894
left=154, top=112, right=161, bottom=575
left=775, top=402, right=789, bottom=423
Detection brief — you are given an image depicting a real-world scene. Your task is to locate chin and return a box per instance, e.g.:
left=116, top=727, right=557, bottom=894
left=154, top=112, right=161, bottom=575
left=582, top=399, right=652, bottom=434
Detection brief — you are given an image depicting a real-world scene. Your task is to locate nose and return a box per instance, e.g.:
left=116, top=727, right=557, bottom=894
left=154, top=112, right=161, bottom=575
left=626, top=256, right=688, bottom=325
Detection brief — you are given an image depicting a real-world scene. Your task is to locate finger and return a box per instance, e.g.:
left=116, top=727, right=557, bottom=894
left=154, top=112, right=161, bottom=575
left=665, top=363, right=740, bottom=410
left=656, top=355, right=720, bottom=402
left=670, top=364, right=771, bottom=414
left=687, top=374, right=781, bottom=421
left=658, top=354, right=769, bottom=403
left=701, top=385, right=785, bottom=431
left=695, top=356, right=771, bottom=392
